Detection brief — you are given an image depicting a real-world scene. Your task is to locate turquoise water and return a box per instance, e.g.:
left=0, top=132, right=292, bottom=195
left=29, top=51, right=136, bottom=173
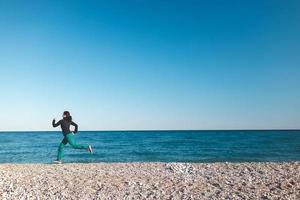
left=0, top=130, right=299, bottom=163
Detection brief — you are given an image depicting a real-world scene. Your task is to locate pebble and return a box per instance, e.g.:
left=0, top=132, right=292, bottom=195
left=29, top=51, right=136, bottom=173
left=0, top=162, right=299, bottom=199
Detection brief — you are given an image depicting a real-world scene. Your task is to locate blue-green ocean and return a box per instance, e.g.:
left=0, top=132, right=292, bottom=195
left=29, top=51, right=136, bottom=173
left=0, top=130, right=299, bottom=163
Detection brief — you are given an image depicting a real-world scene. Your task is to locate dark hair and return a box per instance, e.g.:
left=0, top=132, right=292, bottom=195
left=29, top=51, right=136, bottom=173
left=63, top=111, right=72, bottom=122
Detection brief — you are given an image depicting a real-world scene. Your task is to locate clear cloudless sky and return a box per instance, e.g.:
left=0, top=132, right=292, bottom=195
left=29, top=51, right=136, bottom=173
left=0, top=0, right=299, bottom=131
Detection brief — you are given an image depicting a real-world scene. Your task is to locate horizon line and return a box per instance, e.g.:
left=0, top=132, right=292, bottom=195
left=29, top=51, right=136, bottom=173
left=0, top=129, right=299, bottom=132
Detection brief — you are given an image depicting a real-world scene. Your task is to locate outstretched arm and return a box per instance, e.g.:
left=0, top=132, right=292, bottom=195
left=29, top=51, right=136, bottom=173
left=52, top=119, right=61, bottom=127
left=71, top=121, right=78, bottom=133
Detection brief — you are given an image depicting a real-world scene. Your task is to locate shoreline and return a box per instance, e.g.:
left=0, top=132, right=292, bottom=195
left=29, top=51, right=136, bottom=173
left=0, top=161, right=299, bottom=165
left=1, top=162, right=299, bottom=199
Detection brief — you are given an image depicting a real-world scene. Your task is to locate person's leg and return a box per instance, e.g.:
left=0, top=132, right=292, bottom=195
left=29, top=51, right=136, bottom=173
left=57, top=137, right=68, bottom=161
left=66, top=133, right=87, bottom=149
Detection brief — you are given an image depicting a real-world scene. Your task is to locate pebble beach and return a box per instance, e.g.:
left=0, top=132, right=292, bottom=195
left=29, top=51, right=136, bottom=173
left=0, top=162, right=299, bottom=200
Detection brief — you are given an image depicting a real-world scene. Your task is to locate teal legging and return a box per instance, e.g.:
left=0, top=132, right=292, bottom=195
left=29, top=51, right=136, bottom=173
left=57, top=133, right=87, bottom=161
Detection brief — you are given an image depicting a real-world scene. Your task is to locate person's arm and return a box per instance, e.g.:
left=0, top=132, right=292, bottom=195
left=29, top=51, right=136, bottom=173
left=52, top=119, right=61, bottom=127
left=71, top=121, right=78, bottom=133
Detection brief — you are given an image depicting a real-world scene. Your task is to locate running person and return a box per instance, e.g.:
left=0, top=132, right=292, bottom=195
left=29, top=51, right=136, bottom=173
left=52, top=111, right=92, bottom=164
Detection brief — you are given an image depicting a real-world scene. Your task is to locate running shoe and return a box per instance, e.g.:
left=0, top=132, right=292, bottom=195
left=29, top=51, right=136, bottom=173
left=87, top=145, right=93, bottom=153
left=53, top=160, right=62, bottom=164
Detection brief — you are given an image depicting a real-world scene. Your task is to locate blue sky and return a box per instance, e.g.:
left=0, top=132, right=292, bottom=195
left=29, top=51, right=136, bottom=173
left=0, top=0, right=299, bottom=130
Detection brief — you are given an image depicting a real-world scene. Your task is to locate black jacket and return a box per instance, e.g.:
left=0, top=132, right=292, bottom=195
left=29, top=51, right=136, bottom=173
left=52, top=119, right=78, bottom=136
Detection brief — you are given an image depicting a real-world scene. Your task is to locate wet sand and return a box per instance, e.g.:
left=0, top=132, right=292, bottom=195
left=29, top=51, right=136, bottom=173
left=0, top=162, right=299, bottom=199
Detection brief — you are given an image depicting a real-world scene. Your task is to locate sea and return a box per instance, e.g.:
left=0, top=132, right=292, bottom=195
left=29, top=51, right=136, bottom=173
left=0, top=130, right=299, bottom=163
